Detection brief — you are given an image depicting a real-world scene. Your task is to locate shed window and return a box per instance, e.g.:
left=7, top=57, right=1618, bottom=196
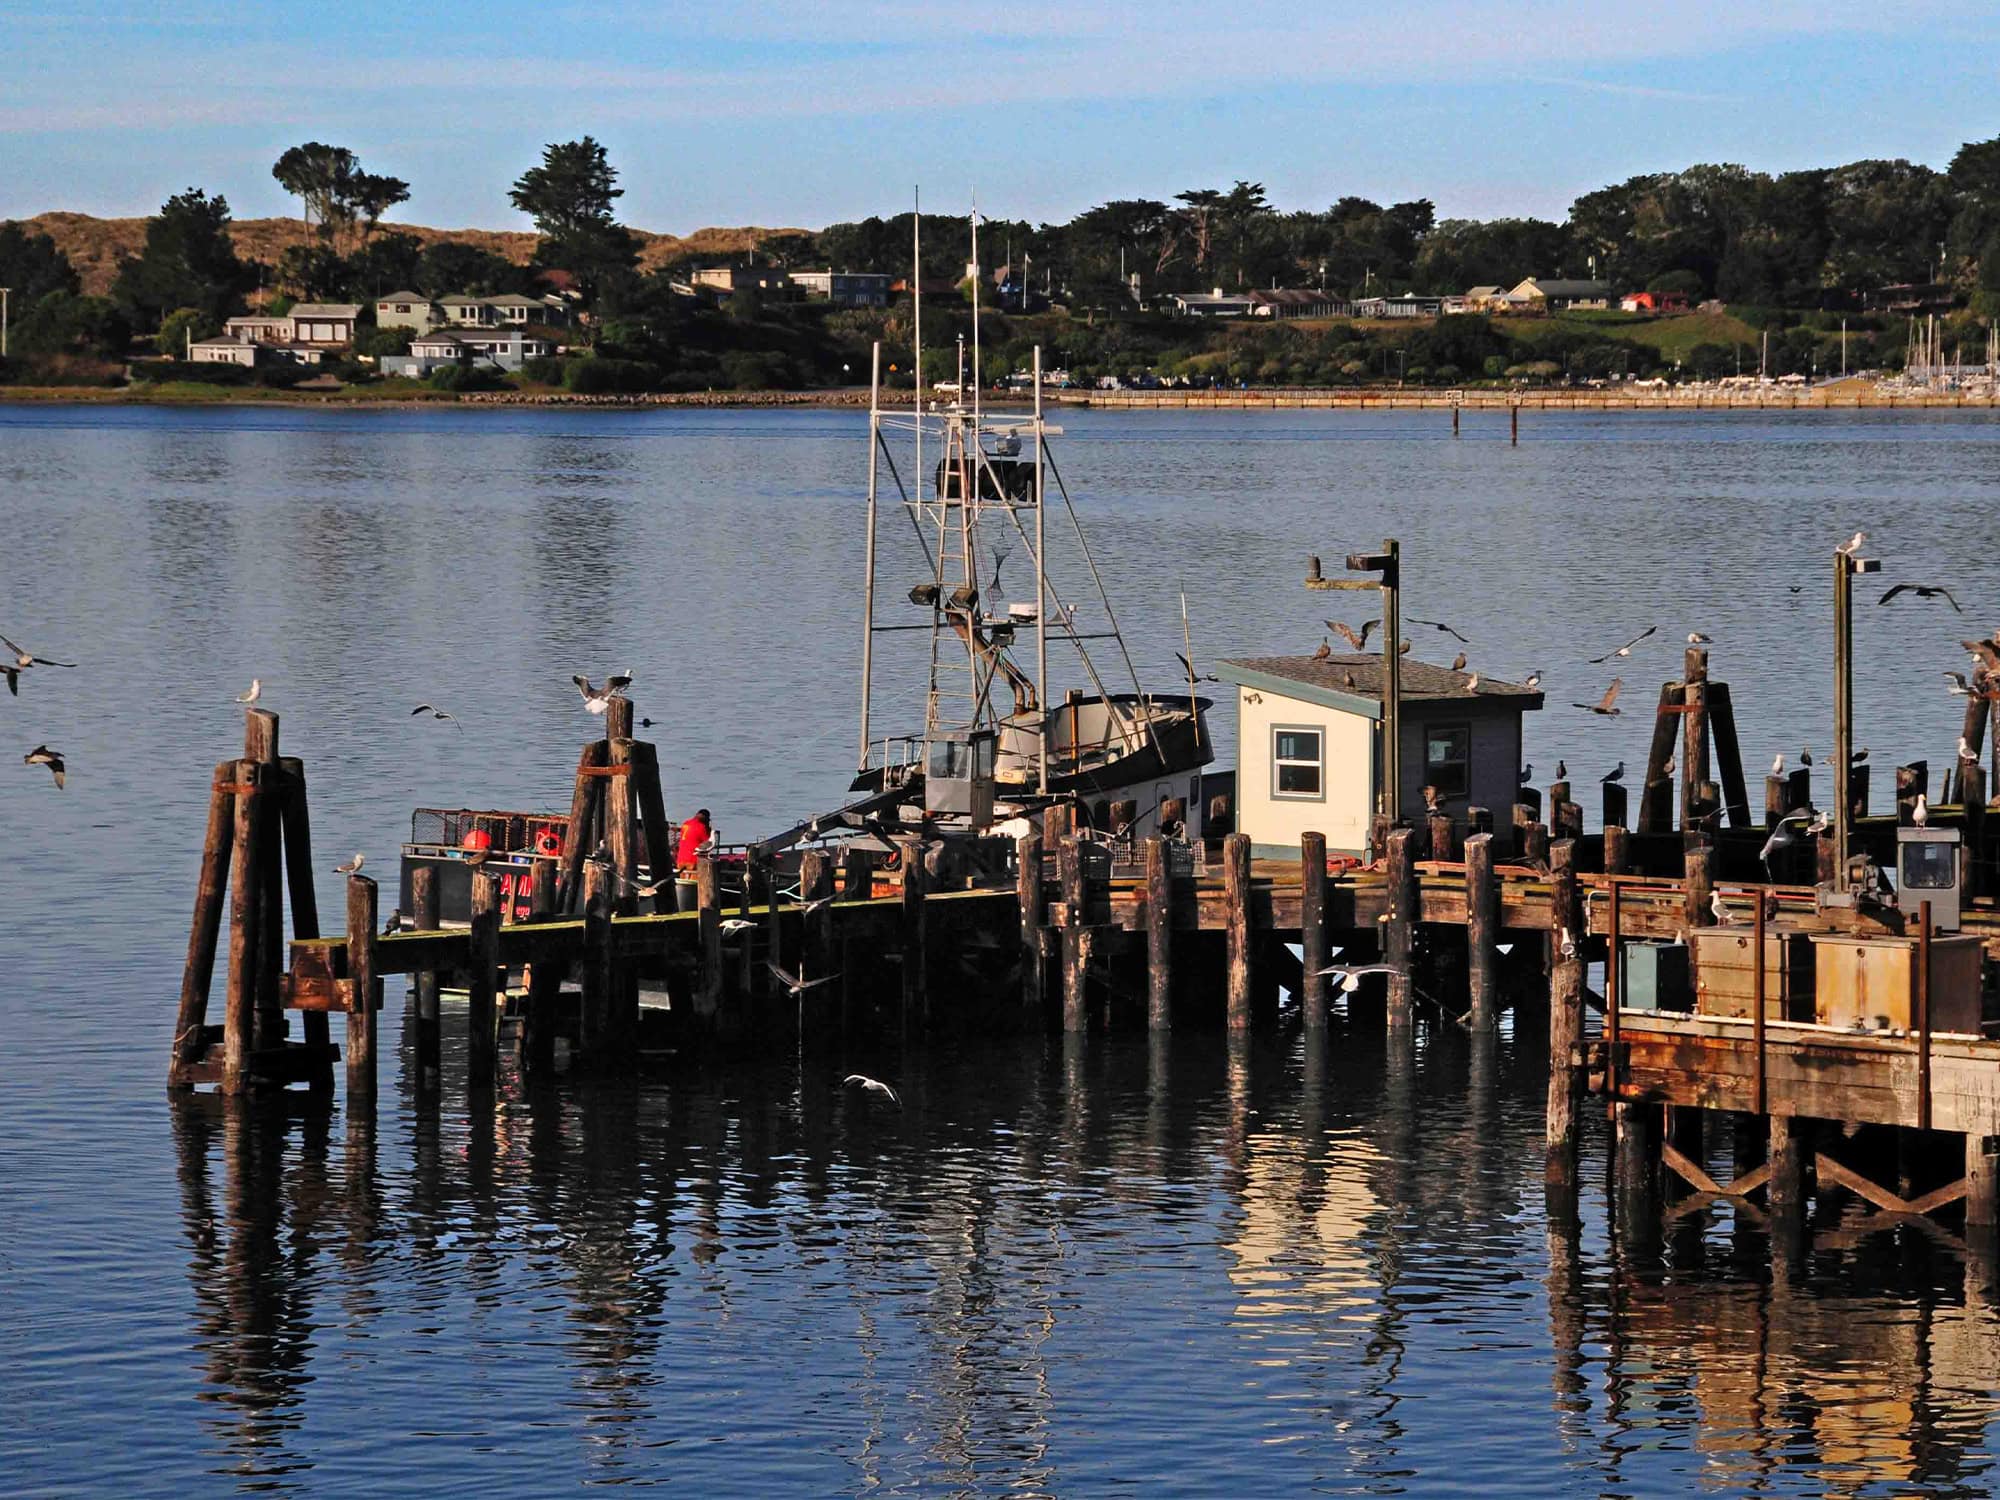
left=1425, top=723, right=1471, bottom=799
left=1902, top=840, right=1956, bottom=890
left=1272, top=726, right=1323, bottom=799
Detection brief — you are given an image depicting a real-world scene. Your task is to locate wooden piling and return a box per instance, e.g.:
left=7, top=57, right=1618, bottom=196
left=1465, top=831, right=1497, bottom=1030
left=1384, top=827, right=1416, bottom=1029
left=1603, top=822, right=1630, bottom=876
left=1638, top=682, right=1684, bottom=834
left=898, top=837, right=927, bottom=1026
left=1147, top=835, right=1176, bottom=1031
left=1016, top=833, right=1045, bottom=1015
left=556, top=739, right=609, bottom=912
left=276, top=754, right=327, bottom=1073
left=1546, top=839, right=1583, bottom=1189
left=1602, top=780, right=1628, bottom=833
left=521, top=858, right=559, bottom=1076
left=1707, top=681, right=1751, bottom=828
left=1768, top=1115, right=1809, bottom=1224
left=171, top=759, right=236, bottom=1086
left=1060, top=835, right=1089, bottom=1033
left=1681, top=650, right=1711, bottom=834
left=1299, top=832, right=1327, bottom=1030
left=1522, top=819, right=1549, bottom=868
left=467, top=870, right=500, bottom=1087
left=1426, top=810, right=1456, bottom=863
left=1510, top=402, right=1519, bottom=444
left=1848, top=763, right=1870, bottom=821
left=629, top=741, right=674, bottom=913
left=1684, top=844, right=1715, bottom=932
left=696, top=853, right=722, bottom=1020
left=1965, top=762, right=1988, bottom=899
left=1967, top=1130, right=1998, bottom=1238
left=606, top=738, right=639, bottom=903
left=579, top=860, right=613, bottom=1069
left=344, top=874, right=378, bottom=1104
left=411, top=865, right=440, bottom=1093
left=220, top=757, right=264, bottom=1095
left=1224, top=832, right=1253, bottom=1031
left=246, top=711, right=284, bottom=1055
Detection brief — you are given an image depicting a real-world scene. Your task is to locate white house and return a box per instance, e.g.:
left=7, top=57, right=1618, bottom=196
left=288, top=303, right=362, bottom=345
left=188, top=338, right=261, bottom=367
left=1215, top=653, right=1543, bottom=857
left=223, top=314, right=294, bottom=344
left=379, top=327, right=553, bottom=378
left=1505, top=278, right=1616, bottom=312
left=1169, top=288, right=1257, bottom=318
left=438, top=295, right=496, bottom=327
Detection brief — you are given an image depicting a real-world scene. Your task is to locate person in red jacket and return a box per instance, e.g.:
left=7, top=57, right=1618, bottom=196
left=675, top=808, right=713, bottom=871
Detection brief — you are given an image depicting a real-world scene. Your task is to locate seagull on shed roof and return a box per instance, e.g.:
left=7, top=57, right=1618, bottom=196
left=1328, top=619, right=1377, bottom=651
left=1311, top=638, right=1331, bottom=661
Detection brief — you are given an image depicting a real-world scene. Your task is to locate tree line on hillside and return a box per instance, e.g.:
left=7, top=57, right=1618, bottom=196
left=5, top=133, right=2000, bottom=392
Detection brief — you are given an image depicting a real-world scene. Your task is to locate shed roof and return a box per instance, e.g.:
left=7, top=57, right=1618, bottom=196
left=1216, top=654, right=1543, bottom=721
left=1465, top=285, right=1502, bottom=299
left=376, top=290, right=430, bottom=303
left=482, top=293, right=543, bottom=307
left=288, top=302, right=362, bottom=318
left=1513, top=278, right=1613, bottom=299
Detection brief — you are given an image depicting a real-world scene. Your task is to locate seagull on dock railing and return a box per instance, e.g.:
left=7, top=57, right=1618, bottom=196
left=843, top=1073, right=901, bottom=1106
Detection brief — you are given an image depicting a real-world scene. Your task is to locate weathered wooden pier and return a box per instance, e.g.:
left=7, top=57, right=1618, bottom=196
left=169, top=629, right=2000, bottom=1254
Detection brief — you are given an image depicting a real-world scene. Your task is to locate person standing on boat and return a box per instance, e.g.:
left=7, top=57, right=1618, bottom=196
left=676, top=808, right=714, bottom=870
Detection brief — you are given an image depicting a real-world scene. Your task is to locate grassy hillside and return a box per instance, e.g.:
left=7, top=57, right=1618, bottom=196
left=17, top=212, right=804, bottom=295
left=1500, top=309, right=1763, bottom=360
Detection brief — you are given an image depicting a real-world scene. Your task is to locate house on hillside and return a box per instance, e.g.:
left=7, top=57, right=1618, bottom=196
left=1619, top=289, right=1691, bottom=314
left=189, top=338, right=263, bottom=367
left=483, top=292, right=569, bottom=327
left=1169, top=288, right=1257, bottom=318
left=376, top=292, right=440, bottom=332
left=438, top=294, right=497, bottom=327
left=692, top=266, right=796, bottom=298
left=1214, top=653, right=1543, bottom=856
left=288, top=303, right=362, bottom=345
left=789, top=270, right=892, bottom=307
left=1461, top=285, right=1506, bottom=313
left=1247, top=288, right=1351, bottom=318
left=223, top=314, right=294, bottom=344
left=1505, top=278, right=1616, bottom=312
left=379, top=327, right=554, bottom=378
left=1354, top=294, right=1442, bottom=319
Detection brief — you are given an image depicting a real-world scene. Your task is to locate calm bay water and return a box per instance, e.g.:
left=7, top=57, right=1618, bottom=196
left=4, top=402, right=2000, bottom=1495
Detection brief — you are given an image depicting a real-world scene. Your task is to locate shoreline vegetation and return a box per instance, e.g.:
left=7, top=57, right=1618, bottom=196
left=4, top=379, right=1995, bottom=413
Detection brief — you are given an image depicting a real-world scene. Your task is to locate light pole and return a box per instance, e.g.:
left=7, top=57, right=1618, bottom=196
left=1, top=287, right=10, bottom=360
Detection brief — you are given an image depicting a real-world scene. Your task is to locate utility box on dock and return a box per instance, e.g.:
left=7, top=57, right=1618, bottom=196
left=1810, top=932, right=1984, bottom=1034
left=1897, top=826, right=1963, bottom=932
left=1692, top=929, right=1815, bottom=1022
left=1620, top=941, right=1690, bottom=1012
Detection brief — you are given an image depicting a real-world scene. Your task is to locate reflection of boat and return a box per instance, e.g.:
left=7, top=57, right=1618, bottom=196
left=847, top=275, right=1212, bottom=841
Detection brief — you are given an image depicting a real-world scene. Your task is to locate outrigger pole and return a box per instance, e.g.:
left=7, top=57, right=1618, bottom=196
left=1034, top=344, right=1049, bottom=793
left=858, top=340, right=881, bottom=771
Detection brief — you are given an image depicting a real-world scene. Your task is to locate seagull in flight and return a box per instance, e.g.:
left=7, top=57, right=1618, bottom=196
left=0, top=633, right=74, bottom=695
left=1408, top=616, right=1469, bottom=643
left=769, top=961, right=839, bottom=998
left=1966, top=639, right=2000, bottom=674
left=573, top=672, right=633, bottom=714
left=1945, top=671, right=1975, bottom=697
left=842, top=1073, right=901, bottom=1106
left=1589, top=626, right=1656, bottom=665
left=1759, top=811, right=1816, bottom=874
left=1328, top=619, right=1378, bottom=652
left=1313, top=962, right=1398, bottom=993
left=411, top=704, right=462, bottom=730
left=1574, top=678, right=1624, bottom=716
left=1881, top=583, right=1962, bottom=611
left=23, top=744, right=65, bottom=789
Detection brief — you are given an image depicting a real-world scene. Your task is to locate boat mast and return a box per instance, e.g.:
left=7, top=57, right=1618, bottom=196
left=970, top=194, right=982, bottom=435
left=912, top=187, right=923, bottom=539
left=1034, top=344, right=1048, bottom=792
left=857, top=340, right=881, bottom=771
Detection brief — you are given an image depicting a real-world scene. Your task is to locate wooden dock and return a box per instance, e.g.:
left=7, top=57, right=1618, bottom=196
left=168, top=660, right=2000, bottom=1255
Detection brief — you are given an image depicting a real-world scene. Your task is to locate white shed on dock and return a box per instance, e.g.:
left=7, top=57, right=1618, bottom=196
left=1215, top=654, right=1543, bottom=857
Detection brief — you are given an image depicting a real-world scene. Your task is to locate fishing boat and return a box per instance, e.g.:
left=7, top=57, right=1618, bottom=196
left=826, top=221, right=1211, bottom=851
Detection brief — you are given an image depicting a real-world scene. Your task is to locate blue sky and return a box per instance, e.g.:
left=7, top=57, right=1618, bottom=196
left=3, top=1, right=1996, bottom=232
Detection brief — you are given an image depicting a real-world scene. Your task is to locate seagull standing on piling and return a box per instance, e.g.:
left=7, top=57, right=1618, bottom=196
left=1772, top=753, right=1785, bottom=775
left=1837, top=530, right=1868, bottom=556
left=1604, top=762, right=1626, bottom=784
left=235, top=678, right=262, bottom=706
left=573, top=673, right=633, bottom=714
left=333, top=853, right=364, bottom=875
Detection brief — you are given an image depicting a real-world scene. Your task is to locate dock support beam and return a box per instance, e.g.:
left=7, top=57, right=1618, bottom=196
left=1060, top=835, right=1089, bottom=1032
left=521, top=860, right=559, bottom=1077
left=579, top=860, right=613, bottom=1069
left=1384, top=827, right=1416, bottom=1031
left=467, top=870, right=499, bottom=1087
left=1545, top=839, right=1583, bottom=1194
left=1224, top=832, right=1253, bottom=1031
left=1768, top=1114, right=1810, bottom=1228
left=1017, top=833, right=1045, bottom=1017
left=411, top=866, right=440, bottom=1094
left=898, top=837, right=927, bottom=1029
left=1465, top=832, right=1496, bottom=1030
left=171, top=758, right=236, bottom=1088
left=1299, top=832, right=1328, bottom=1030
left=1146, top=835, right=1174, bottom=1031
left=344, top=875, right=378, bottom=1106
left=1968, top=1131, right=1998, bottom=1244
